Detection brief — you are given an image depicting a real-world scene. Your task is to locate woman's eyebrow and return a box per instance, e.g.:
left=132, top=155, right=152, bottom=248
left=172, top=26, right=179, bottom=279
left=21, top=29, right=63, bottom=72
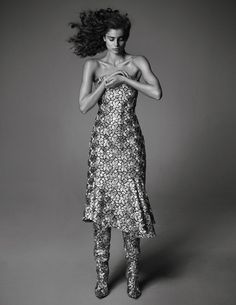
left=107, top=35, right=124, bottom=38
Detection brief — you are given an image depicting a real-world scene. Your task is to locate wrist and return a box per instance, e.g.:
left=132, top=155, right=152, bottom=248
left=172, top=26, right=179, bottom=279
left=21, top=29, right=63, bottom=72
left=121, top=75, right=127, bottom=83
left=101, top=78, right=108, bottom=89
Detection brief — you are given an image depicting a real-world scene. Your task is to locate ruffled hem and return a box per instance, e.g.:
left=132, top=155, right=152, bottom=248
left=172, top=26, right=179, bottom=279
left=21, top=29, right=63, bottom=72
left=83, top=176, right=157, bottom=239
left=82, top=216, right=156, bottom=239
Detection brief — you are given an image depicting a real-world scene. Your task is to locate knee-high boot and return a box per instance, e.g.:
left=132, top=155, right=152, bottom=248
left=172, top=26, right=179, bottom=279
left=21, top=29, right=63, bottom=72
left=122, top=231, right=142, bottom=299
left=93, top=222, right=111, bottom=298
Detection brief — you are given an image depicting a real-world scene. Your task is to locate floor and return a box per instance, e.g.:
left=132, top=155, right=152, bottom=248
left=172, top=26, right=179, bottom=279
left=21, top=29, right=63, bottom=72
left=0, top=189, right=235, bottom=305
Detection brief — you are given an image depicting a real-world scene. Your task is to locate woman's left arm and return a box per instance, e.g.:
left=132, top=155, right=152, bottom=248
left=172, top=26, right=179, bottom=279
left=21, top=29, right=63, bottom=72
left=124, top=55, right=162, bottom=101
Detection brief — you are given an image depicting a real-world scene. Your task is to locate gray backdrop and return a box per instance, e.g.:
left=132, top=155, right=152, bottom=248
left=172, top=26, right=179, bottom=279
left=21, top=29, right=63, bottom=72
left=1, top=0, right=235, bottom=304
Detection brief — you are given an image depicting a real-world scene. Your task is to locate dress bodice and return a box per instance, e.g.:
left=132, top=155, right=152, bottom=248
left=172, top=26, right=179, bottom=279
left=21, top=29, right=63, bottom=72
left=94, top=75, right=138, bottom=116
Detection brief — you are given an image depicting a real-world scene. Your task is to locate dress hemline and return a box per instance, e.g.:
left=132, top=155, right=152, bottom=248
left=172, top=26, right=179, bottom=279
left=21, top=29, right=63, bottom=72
left=82, top=215, right=157, bottom=239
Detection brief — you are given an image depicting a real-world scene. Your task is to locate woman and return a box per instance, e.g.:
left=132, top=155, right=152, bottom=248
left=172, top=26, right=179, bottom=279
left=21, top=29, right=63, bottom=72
left=68, top=7, right=162, bottom=299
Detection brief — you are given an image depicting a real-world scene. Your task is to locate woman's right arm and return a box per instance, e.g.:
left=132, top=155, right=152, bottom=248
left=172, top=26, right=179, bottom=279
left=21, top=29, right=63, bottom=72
left=79, top=59, right=106, bottom=114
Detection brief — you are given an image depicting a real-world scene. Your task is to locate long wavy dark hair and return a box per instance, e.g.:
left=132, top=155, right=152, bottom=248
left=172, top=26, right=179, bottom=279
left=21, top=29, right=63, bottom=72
left=67, top=8, right=131, bottom=57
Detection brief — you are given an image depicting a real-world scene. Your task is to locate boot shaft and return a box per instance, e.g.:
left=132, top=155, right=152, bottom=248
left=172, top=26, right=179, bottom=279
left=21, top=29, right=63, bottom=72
left=93, top=223, right=111, bottom=299
left=93, top=223, right=111, bottom=260
left=122, top=231, right=142, bottom=299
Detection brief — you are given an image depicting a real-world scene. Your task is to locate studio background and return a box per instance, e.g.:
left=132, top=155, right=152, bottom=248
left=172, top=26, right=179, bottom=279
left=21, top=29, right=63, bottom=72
left=1, top=0, right=235, bottom=304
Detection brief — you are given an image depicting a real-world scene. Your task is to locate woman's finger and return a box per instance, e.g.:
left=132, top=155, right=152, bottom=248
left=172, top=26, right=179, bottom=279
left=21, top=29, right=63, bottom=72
left=109, top=70, right=126, bottom=77
left=104, top=78, right=114, bottom=87
left=120, top=70, right=129, bottom=77
left=119, top=70, right=129, bottom=78
left=106, top=77, right=114, bottom=83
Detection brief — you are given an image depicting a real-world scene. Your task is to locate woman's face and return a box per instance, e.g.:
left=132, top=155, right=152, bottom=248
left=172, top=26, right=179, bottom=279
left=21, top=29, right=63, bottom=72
left=103, top=28, right=127, bottom=54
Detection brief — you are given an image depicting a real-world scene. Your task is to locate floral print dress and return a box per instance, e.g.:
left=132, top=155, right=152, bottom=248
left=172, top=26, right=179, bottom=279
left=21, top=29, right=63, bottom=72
left=83, top=74, right=156, bottom=238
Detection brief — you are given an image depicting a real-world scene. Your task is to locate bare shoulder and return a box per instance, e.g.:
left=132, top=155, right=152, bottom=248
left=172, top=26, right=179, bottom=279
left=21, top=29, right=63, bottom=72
left=81, top=58, right=99, bottom=82
left=83, top=58, right=98, bottom=71
left=132, top=55, right=160, bottom=86
left=132, top=55, right=150, bottom=67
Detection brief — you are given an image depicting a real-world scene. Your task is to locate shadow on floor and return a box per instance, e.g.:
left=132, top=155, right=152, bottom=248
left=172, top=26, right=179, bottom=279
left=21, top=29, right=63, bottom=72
left=139, top=232, right=195, bottom=290
left=109, top=230, right=195, bottom=291
left=108, top=196, right=236, bottom=292
left=109, top=259, right=126, bottom=290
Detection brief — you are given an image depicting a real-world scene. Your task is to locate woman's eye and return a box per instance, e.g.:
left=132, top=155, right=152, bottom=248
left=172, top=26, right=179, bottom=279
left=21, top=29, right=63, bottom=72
left=108, top=38, right=124, bottom=42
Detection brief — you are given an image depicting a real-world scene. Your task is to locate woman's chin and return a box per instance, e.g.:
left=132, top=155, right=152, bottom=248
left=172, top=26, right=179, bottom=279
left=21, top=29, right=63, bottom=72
left=109, top=48, right=124, bottom=55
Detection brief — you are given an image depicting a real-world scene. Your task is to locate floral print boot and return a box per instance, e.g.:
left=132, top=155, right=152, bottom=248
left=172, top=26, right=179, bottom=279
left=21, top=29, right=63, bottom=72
left=122, top=231, right=142, bottom=299
left=93, top=222, right=111, bottom=298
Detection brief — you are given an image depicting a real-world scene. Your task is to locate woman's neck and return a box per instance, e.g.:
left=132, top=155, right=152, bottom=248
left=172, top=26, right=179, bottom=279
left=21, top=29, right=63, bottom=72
left=103, top=50, right=129, bottom=66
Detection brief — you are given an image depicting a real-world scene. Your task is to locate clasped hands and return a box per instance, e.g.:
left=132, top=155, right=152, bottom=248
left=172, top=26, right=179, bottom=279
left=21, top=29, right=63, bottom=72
left=103, top=70, right=130, bottom=89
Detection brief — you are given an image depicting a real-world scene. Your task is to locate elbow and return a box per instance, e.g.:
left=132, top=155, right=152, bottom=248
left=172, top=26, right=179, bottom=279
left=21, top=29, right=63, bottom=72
left=154, top=89, right=163, bottom=101
left=80, top=107, right=87, bottom=114
left=79, top=101, right=87, bottom=114
left=158, top=90, right=163, bottom=100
